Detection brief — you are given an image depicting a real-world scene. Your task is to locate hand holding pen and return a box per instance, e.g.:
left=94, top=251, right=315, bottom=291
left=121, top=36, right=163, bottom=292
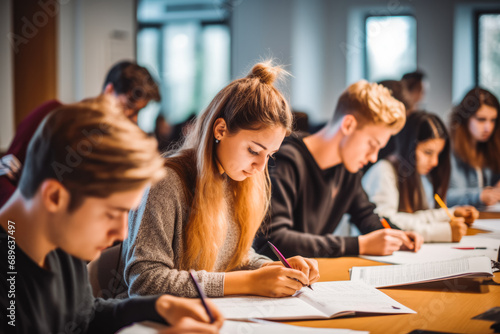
left=434, top=194, right=468, bottom=242
left=267, top=241, right=318, bottom=291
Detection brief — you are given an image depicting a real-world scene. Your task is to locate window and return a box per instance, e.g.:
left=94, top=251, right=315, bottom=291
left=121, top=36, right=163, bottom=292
left=136, top=0, right=231, bottom=132
left=365, top=15, right=417, bottom=82
left=476, top=12, right=500, bottom=99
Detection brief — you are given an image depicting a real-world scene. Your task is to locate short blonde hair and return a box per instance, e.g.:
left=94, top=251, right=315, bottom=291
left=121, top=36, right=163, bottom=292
left=331, top=80, right=406, bottom=132
left=19, top=95, right=166, bottom=210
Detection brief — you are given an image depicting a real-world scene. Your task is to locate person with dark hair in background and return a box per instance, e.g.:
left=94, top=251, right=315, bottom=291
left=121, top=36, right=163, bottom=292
left=448, top=87, right=500, bottom=208
left=363, top=111, right=478, bottom=243
left=401, top=70, right=426, bottom=112
left=0, top=61, right=160, bottom=208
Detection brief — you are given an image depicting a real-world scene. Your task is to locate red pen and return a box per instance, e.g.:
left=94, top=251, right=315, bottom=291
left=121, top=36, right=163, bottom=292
left=453, top=247, right=487, bottom=250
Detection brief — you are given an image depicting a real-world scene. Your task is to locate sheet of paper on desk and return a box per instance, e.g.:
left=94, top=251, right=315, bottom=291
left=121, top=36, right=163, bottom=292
left=361, top=236, right=499, bottom=264
left=211, top=280, right=415, bottom=321
left=350, top=256, right=493, bottom=288
left=117, top=320, right=370, bottom=334
left=222, top=320, right=370, bottom=333
left=472, top=219, right=500, bottom=232
left=483, top=203, right=500, bottom=212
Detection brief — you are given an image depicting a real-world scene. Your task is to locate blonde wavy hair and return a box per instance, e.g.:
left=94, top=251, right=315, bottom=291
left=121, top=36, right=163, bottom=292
left=166, top=61, right=293, bottom=271
left=331, top=80, right=406, bottom=132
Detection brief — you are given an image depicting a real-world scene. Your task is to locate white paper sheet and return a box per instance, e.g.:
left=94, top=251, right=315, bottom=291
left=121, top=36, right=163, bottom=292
left=361, top=236, right=500, bottom=264
left=350, top=256, right=493, bottom=288
left=117, top=320, right=370, bottom=334
left=483, top=203, right=500, bottom=212
left=472, top=219, right=500, bottom=232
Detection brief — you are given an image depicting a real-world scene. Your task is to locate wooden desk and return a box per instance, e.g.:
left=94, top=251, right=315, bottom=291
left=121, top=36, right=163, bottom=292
left=283, top=257, right=500, bottom=334
left=281, top=214, right=500, bottom=332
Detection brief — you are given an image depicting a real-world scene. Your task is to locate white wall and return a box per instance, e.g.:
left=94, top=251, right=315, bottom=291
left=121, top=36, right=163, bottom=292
left=0, top=0, right=14, bottom=151
left=58, top=0, right=136, bottom=103
left=231, top=0, right=500, bottom=124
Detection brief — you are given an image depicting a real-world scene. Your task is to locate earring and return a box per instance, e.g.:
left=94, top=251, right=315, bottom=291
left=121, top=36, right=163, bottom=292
left=215, top=138, right=220, bottom=144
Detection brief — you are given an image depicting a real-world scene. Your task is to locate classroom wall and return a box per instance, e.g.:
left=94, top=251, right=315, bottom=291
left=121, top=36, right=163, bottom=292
left=2, top=0, right=500, bottom=150
left=231, top=0, right=500, bottom=124
left=58, top=0, right=136, bottom=103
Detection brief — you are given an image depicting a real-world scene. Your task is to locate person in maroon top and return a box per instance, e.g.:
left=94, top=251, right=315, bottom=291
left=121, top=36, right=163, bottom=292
left=0, top=61, right=160, bottom=208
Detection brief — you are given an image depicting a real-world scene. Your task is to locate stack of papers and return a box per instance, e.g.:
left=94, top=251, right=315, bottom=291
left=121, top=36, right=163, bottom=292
left=361, top=236, right=499, bottom=264
left=472, top=219, right=500, bottom=232
left=211, top=280, right=415, bottom=321
left=350, top=256, right=493, bottom=288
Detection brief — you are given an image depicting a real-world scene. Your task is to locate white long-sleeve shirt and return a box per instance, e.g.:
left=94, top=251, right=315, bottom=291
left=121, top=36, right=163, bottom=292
left=362, top=160, right=454, bottom=242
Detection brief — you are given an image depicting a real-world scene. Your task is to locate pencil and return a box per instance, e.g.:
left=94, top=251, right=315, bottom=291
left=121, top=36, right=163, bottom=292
left=434, top=193, right=453, bottom=219
left=189, top=270, right=215, bottom=323
left=380, top=218, right=391, bottom=229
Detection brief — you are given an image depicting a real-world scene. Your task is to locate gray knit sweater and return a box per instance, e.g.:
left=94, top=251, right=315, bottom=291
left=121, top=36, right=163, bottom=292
left=119, top=167, right=271, bottom=298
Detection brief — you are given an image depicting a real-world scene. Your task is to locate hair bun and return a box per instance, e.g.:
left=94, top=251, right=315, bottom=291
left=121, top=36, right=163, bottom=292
left=248, top=60, right=286, bottom=85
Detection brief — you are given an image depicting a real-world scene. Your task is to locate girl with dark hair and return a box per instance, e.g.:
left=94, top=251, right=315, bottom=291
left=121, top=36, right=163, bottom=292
left=448, top=87, right=500, bottom=207
left=363, top=111, right=478, bottom=242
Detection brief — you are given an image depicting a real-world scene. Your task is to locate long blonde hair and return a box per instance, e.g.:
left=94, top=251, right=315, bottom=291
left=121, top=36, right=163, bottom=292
left=166, top=61, right=293, bottom=271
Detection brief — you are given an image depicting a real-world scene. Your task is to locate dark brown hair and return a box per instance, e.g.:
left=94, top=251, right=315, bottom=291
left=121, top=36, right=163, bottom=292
left=18, top=96, right=165, bottom=211
left=449, top=87, right=500, bottom=173
left=389, top=111, right=451, bottom=212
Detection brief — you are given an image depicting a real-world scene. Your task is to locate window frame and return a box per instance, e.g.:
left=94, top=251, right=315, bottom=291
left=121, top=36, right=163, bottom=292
left=474, top=10, right=500, bottom=87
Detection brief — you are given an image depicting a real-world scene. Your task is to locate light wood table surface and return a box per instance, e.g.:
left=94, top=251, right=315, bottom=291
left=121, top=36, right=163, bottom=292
left=283, top=215, right=500, bottom=334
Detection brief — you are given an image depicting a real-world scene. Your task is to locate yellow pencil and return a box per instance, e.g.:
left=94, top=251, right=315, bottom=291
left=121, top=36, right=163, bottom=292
left=434, top=193, right=453, bottom=219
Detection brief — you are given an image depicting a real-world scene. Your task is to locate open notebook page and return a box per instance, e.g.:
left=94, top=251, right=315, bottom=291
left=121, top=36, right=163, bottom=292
left=296, top=281, right=414, bottom=317
left=350, top=256, right=493, bottom=288
left=211, top=294, right=327, bottom=320
left=211, top=280, right=415, bottom=320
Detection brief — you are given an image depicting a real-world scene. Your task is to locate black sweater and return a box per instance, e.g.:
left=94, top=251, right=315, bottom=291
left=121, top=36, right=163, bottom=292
left=255, top=135, right=384, bottom=258
left=0, top=225, right=164, bottom=334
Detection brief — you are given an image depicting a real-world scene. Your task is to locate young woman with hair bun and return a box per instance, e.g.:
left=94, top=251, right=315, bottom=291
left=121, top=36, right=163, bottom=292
left=120, top=61, right=319, bottom=298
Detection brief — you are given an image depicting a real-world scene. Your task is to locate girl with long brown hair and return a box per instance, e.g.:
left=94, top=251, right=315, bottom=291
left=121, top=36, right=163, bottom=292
left=363, top=111, right=478, bottom=242
left=119, top=61, right=319, bottom=298
left=448, top=87, right=500, bottom=208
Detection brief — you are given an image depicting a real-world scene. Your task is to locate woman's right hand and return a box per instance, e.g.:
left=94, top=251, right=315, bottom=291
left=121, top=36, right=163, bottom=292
left=480, top=187, right=500, bottom=206
left=248, top=265, right=309, bottom=297
left=453, top=206, right=479, bottom=226
left=450, top=216, right=467, bottom=242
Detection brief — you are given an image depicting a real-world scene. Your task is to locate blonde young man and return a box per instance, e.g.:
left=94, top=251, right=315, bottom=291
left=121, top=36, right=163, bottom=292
left=255, top=81, right=424, bottom=258
left=0, top=99, right=223, bottom=334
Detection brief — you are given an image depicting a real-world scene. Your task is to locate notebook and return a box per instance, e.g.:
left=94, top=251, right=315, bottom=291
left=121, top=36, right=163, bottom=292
left=210, top=280, right=415, bottom=321
left=350, top=256, right=494, bottom=288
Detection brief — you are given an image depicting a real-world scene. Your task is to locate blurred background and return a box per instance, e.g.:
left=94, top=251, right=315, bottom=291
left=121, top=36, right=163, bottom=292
left=1, top=0, right=499, bottom=151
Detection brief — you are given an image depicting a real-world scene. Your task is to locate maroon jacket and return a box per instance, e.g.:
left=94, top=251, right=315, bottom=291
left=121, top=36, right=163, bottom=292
left=0, top=100, right=63, bottom=207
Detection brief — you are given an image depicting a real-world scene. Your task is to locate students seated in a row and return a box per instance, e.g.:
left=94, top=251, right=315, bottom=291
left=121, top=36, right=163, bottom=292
left=0, top=60, right=160, bottom=208
left=254, top=81, right=424, bottom=259
left=119, top=62, right=319, bottom=299
left=448, top=87, right=500, bottom=208
left=0, top=97, right=223, bottom=334
left=362, top=111, right=478, bottom=243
